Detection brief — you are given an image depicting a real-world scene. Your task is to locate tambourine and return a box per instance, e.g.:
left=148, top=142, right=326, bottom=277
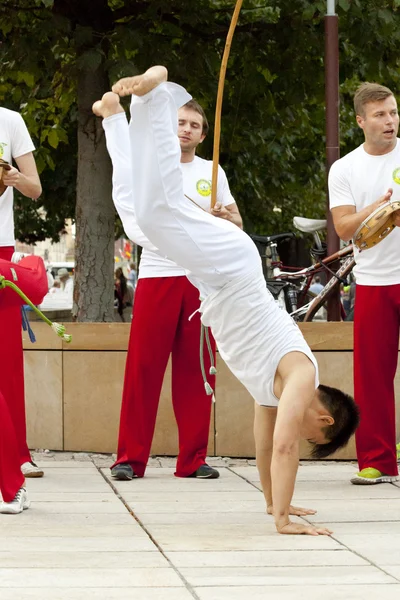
left=0, top=159, right=11, bottom=197
left=354, top=199, right=400, bottom=251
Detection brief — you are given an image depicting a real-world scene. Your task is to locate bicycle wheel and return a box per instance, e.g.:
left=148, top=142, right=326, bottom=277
left=302, top=256, right=356, bottom=322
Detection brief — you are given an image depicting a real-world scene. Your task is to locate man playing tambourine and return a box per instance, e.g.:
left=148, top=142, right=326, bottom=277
left=329, top=82, right=400, bottom=485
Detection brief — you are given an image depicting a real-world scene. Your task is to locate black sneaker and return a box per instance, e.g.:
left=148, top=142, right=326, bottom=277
left=189, top=464, right=220, bottom=479
left=111, top=463, right=135, bottom=480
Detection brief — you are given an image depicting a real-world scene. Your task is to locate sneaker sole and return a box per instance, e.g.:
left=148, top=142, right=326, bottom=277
left=0, top=500, right=30, bottom=515
left=189, top=473, right=220, bottom=479
left=0, top=507, right=23, bottom=515
left=351, top=475, right=399, bottom=485
left=23, top=471, right=44, bottom=478
left=111, top=472, right=134, bottom=481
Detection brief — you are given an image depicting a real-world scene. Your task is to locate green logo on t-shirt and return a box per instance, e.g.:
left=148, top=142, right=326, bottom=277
left=196, top=179, right=211, bottom=197
left=0, top=142, right=7, bottom=158
left=392, top=167, right=400, bottom=184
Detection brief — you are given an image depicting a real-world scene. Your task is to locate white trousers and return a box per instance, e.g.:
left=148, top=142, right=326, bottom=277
left=102, top=113, right=159, bottom=254
left=122, top=82, right=318, bottom=406
left=128, top=82, right=262, bottom=298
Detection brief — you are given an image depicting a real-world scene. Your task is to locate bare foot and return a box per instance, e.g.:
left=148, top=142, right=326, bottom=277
left=112, top=66, right=168, bottom=97
left=92, top=92, right=124, bottom=119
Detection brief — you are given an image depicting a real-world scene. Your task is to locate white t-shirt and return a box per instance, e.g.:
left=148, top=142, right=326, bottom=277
left=138, top=155, right=235, bottom=278
left=329, top=140, right=400, bottom=286
left=0, top=108, right=36, bottom=246
left=200, top=269, right=319, bottom=407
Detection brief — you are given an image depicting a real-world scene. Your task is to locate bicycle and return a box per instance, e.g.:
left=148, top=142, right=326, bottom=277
left=251, top=216, right=355, bottom=322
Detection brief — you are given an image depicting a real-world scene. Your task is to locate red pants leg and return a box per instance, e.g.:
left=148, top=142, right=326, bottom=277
left=0, top=390, right=24, bottom=502
left=172, top=279, right=215, bottom=477
left=0, top=253, right=47, bottom=465
left=112, top=277, right=183, bottom=477
left=353, top=284, right=400, bottom=475
left=0, top=247, right=30, bottom=464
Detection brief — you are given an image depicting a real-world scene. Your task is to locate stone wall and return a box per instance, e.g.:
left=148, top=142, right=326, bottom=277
left=23, top=322, right=400, bottom=459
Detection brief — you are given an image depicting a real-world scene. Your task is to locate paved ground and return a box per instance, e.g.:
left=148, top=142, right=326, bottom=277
left=1, top=452, right=400, bottom=599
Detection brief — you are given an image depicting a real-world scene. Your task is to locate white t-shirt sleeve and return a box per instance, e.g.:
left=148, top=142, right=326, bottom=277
left=10, top=113, right=35, bottom=159
left=217, top=164, right=235, bottom=207
left=328, top=159, right=355, bottom=209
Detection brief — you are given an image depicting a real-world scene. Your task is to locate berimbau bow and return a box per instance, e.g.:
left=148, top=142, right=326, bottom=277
left=210, top=0, right=244, bottom=209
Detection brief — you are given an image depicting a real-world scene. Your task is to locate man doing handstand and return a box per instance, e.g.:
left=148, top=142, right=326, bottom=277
left=93, top=67, right=359, bottom=536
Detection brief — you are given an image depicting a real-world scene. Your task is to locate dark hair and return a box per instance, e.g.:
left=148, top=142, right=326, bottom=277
left=354, top=82, right=394, bottom=117
left=182, top=99, right=209, bottom=135
left=310, top=384, right=360, bottom=459
left=115, top=268, right=127, bottom=296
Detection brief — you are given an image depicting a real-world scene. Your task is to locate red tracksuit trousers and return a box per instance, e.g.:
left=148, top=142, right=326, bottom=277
left=0, top=253, right=48, bottom=501
left=112, top=276, right=216, bottom=477
left=354, top=284, right=400, bottom=476
left=0, top=390, right=24, bottom=502
left=0, top=247, right=30, bottom=465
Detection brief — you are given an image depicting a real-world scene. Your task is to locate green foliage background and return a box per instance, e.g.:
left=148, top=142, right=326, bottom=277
left=1, top=0, right=400, bottom=243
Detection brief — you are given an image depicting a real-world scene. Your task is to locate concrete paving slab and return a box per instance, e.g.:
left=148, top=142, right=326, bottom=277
left=335, top=536, right=400, bottom=566
left=2, top=500, right=127, bottom=514
left=0, top=513, right=142, bottom=529
left=381, top=566, right=400, bottom=580
left=145, top=527, right=340, bottom=551
left=2, top=457, right=400, bottom=599
left=291, top=480, right=400, bottom=500
left=0, top=590, right=194, bottom=600
left=181, top=565, right=395, bottom=586
left=27, top=492, right=115, bottom=501
left=231, top=464, right=358, bottom=482
left=303, top=498, right=400, bottom=522
left=23, top=476, right=112, bottom=493
left=34, top=462, right=97, bottom=468
left=132, top=512, right=271, bottom=525
left=0, top=568, right=183, bottom=588
left=165, top=549, right=368, bottom=567
left=108, top=477, right=253, bottom=492
left=129, top=500, right=265, bottom=514
left=195, top=585, right=400, bottom=600
left=123, top=490, right=261, bottom=502
left=0, top=551, right=168, bottom=568
left=33, top=468, right=99, bottom=475
left=321, top=521, right=400, bottom=534
left=0, top=537, right=157, bottom=552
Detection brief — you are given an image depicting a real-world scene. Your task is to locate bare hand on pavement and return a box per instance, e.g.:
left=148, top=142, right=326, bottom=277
left=277, top=521, right=333, bottom=536
left=267, top=505, right=317, bottom=517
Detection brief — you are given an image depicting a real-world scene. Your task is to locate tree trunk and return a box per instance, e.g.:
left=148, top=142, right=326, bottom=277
left=73, top=64, right=115, bottom=322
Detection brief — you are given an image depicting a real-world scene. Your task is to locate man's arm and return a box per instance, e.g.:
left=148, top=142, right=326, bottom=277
left=270, top=360, right=332, bottom=536
left=211, top=201, right=243, bottom=228
left=3, top=153, right=42, bottom=199
left=255, top=402, right=319, bottom=520
left=331, top=189, right=392, bottom=242
left=254, top=404, right=276, bottom=508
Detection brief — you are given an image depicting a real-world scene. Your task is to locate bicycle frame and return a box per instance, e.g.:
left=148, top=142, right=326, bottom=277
left=251, top=231, right=355, bottom=321
left=273, top=244, right=354, bottom=312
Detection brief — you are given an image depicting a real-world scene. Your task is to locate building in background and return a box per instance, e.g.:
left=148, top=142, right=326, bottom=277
left=16, top=219, right=75, bottom=267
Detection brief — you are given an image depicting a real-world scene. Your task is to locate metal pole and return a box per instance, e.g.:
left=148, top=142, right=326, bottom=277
left=325, top=1, right=341, bottom=321
left=327, top=0, right=336, bottom=15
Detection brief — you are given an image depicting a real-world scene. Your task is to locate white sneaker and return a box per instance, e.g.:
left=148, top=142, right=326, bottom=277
left=11, top=252, right=29, bottom=264
left=0, top=487, right=30, bottom=514
left=21, top=461, right=44, bottom=478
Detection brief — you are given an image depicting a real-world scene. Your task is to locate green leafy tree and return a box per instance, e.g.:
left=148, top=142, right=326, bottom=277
left=1, top=0, right=400, bottom=320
